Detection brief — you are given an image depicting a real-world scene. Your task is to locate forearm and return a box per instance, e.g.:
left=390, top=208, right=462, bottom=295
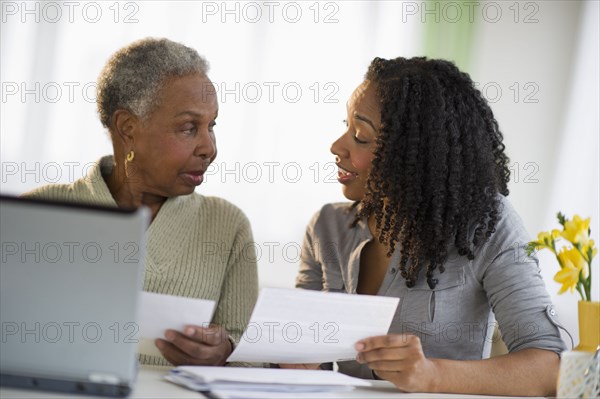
left=214, top=249, right=259, bottom=368
left=212, top=216, right=258, bottom=342
left=429, top=349, right=559, bottom=396
left=213, top=261, right=257, bottom=343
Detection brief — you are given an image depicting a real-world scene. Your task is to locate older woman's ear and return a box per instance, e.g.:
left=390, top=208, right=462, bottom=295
left=111, top=109, right=138, bottom=146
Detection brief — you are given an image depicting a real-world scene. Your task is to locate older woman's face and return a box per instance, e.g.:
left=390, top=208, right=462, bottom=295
left=130, top=73, right=218, bottom=197
left=330, top=80, right=381, bottom=202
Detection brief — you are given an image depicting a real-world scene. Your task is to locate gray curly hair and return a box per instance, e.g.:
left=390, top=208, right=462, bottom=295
left=96, top=38, right=209, bottom=129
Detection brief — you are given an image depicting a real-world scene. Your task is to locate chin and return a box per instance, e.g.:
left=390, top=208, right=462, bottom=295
left=171, top=185, right=197, bottom=197
left=183, top=186, right=198, bottom=195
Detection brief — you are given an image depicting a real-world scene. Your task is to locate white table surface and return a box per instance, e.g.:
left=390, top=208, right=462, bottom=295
left=0, top=365, right=542, bottom=399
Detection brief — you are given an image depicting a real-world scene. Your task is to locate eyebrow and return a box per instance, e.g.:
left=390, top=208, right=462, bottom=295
left=354, top=113, right=377, bottom=132
left=174, top=110, right=219, bottom=119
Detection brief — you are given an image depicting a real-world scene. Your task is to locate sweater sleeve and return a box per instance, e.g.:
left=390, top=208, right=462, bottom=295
left=210, top=209, right=258, bottom=350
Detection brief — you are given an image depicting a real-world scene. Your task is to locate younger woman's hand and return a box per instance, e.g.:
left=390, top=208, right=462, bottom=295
left=355, top=334, right=439, bottom=392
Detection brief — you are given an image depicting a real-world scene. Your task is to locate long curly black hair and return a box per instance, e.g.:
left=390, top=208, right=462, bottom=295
left=354, top=57, right=511, bottom=289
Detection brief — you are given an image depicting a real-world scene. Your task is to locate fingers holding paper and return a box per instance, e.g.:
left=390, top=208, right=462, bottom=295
left=355, top=334, right=438, bottom=392
left=156, top=324, right=233, bottom=366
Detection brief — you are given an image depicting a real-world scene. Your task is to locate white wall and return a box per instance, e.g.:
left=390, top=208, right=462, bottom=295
left=1, top=0, right=598, bottom=346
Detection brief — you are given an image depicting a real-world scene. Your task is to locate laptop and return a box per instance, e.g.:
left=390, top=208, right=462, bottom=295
left=0, top=195, right=149, bottom=397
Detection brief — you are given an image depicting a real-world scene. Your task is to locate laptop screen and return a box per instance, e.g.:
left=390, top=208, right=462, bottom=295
left=0, top=195, right=149, bottom=396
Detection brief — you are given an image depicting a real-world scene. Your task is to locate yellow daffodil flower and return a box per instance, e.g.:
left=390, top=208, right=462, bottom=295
left=554, top=248, right=586, bottom=294
left=554, top=263, right=580, bottom=294
left=537, top=231, right=551, bottom=243
left=558, top=246, right=587, bottom=277
left=561, top=215, right=591, bottom=246
left=530, top=213, right=595, bottom=301
left=581, top=239, right=598, bottom=263
left=533, top=231, right=556, bottom=253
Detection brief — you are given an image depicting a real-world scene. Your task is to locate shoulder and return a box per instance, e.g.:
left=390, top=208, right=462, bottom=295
left=470, top=194, right=532, bottom=267
left=308, top=202, right=355, bottom=226
left=21, top=182, right=76, bottom=202
left=488, top=194, right=531, bottom=244
left=20, top=156, right=113, bottom=206
left=306, top=202, right=358, bottom=236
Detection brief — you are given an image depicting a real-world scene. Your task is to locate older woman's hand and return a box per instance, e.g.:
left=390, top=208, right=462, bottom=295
left=155, top=324, right=232, bottom=366
left=355, top=334, right=439, bottom=392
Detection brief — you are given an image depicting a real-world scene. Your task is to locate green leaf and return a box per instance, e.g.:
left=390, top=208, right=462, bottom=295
left=526, top=241, right=543, bottom=257
left=557, top=212, right=567, bottom=226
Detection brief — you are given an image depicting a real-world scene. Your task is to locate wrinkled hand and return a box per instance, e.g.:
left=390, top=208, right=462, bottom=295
left=355, top=334, right=439, bottom=392
left=278, top=363, right=321, bottom=370
left=156, top=324, right=232, bottom=366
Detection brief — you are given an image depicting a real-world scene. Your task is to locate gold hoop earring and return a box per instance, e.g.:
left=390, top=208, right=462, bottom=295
left=124, top=150, right=135, bottom=179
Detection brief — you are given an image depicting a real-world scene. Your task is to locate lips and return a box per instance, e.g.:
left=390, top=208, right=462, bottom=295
left=337, top=165, right=358, bottom=184
left=181, top=169, right=206, bottom=186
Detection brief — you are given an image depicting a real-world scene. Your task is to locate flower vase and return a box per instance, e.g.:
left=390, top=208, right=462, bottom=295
left=575, top=300, right=600, bottom=352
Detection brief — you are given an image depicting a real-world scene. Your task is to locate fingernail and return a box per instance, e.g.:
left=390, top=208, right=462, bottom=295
left=165, top=331, right=175, bottom=341
left=185, top=327, right=195, bottom=337
left=155, top=339, right=164, bottom=349
left=355, top=342, right=365, bottom=351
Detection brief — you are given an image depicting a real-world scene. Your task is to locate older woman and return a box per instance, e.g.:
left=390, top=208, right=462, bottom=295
left=23, top=38, right=258, bottom=367
left=285, top=57, right=566, bottom=396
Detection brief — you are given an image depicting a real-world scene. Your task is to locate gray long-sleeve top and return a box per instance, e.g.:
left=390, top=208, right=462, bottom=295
left=296, top=196, right=566, bottom=378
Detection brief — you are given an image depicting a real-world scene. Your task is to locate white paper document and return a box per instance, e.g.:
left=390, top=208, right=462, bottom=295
left=137, top=292, right=216, bottom=357
left=165, top=366, right=371, bottom=393
left=206, top=390, right=348, bottom=399
left=227, top=288, right=399, bottom=364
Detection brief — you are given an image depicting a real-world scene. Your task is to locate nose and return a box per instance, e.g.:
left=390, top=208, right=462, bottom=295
left=330, top=133, right=347, bottom=162
left=194, top=127, right=217, bottom=162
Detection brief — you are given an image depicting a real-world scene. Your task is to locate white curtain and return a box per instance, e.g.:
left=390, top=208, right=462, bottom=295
left=1, top=1, right=421, bottom=288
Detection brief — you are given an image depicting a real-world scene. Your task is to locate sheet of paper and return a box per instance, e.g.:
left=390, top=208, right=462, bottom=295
left=166, top=366, right=371, bottom=393
left=227, top=288, right=399, bottom=364
left=137, top=292, right=216, bottom=357
left=206, top=390, right=347, bottom=399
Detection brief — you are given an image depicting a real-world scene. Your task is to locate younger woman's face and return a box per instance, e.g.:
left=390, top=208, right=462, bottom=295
left=330, top=80, right=381, bottom=201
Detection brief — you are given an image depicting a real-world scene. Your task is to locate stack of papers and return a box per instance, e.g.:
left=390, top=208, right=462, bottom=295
left=156, top=289, right=398, bottom=398
left=165, top=366, right=372, bottom=393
